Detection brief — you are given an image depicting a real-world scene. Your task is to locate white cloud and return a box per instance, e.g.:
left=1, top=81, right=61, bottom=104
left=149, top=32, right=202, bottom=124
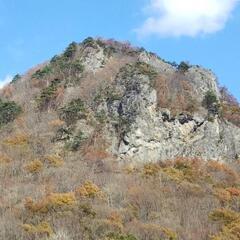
left=0, top=75, right=13, bottom=89
left=137, top=0, right=239, bottom=37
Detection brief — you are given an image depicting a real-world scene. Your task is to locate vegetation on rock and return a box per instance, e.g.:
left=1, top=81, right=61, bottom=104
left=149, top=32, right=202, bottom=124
left=11, top=74, right=21, bottom=84
left=59, top=98, right=86, bottom=125
left=203, top=90, right=220, bottom=115
left=0, top=98, right=22, bottom=127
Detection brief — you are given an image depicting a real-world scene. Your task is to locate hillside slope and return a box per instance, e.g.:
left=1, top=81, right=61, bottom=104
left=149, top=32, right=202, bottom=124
left=0, top=37, right=240, bottom=240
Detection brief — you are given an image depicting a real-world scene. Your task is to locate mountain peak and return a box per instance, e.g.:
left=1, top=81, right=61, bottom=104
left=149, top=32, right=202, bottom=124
left=1, top=37, right=240, bottom=240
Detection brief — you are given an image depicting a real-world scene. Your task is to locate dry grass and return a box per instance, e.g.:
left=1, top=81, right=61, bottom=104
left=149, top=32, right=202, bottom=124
left=48, top=119, right=65, bottom=128
left=25, top=160, right=43, bottom=173
left=1, top=142, right=239, bottom=240
left=154, top=73, right=200, bottom=115
left=22, top=221, right=53, bottom=237
left=45, top=155, right=64, bottom=167
left=3, top=133, right=29, bottom=146
left=0, top=153, right=12, bottom=164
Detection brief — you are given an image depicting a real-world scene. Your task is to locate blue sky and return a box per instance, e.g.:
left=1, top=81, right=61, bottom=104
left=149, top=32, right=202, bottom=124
left=0, top=0, right=239, bottom=100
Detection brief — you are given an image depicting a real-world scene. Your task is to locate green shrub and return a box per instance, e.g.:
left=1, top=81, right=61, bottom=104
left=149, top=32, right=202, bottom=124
left=32, top=65, right=52, bottom=79
left=36, top=78, right=61, bottom=110
left=53, top=126, right=73, bottom=142
left=0, top=99, right=22, bottom=127
left=65, top=131, right=86, bottom=151
left=135, top=62, right=158, bottom=80
left=95, top=110, right=108, bottom=124
left=106, top=232, right=138, bottom=240
left=120, top=62, right=157, bottom=81
left=202, top=90, right=220, bottom=115
left=11, top=74, right=21, bottom=84
left=178, top=61, right=191, bottom=72
left=50, top=55, right=60, bottom=63
left=50, top=55, right=84, bottom=85
left=163, top=60, right=178, bottom=68
left=59, top=98, right=86, bottom=125
left=103, top=45, right=117, bottom=57
left=82, top=37, right=98, bottom=48
left=64, top=42, right=78, bottom=58
left=72, top=60, right=84, bottom=72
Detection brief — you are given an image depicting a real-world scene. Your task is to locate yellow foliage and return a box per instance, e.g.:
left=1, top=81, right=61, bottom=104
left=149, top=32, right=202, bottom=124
left=3, top=133, right=28, bottom=146
left=161, top=227, right=178, bottom=240
left=75, top=181, right=104, bottom=199
left=46, top=155, right=64, bottom=167
left=214, top=188, right=232, bottom=203
left=48, top=192, right=76, bottom=206
left=0, top=153, right=12, bottom=164
left=163, top=167, right=185, bottom=182
left=210, top=209, right=240, bottom=240
left=155, top=158, right=206, bottom=183
left=209, top=209, right=239, bottom=224
left=123, top=164, right=138, bottom=174
left=143, top=163, right=160, bottom=177
left=22, top=221, right=53, bottom=236
left=107, top=211, right=123, bottom=231
left=25, top=192, right=76, bottom=213
left=25, top=160, right=43, bottom=173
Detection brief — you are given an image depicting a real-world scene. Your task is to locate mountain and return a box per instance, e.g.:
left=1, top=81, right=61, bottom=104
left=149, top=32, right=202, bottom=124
left=1, top=37, right=240, bottom=240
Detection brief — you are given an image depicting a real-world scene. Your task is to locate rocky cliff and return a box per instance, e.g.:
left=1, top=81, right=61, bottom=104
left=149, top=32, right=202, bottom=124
left=0, top=37, right=239, bottom=164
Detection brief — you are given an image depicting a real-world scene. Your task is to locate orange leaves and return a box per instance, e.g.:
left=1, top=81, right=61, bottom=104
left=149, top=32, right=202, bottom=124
left=214, top=187, right=240, bottom=203
left=226, top=187, right=240, bottom=197
left=206, top=160, right=239, bottom=187
left=214, top=188, right=232, bottom=203
left=207, top=160, right=233, bottom=173
left=75, top=181, right=104, bottom=199
left=25, top=192, right=77, bottom=214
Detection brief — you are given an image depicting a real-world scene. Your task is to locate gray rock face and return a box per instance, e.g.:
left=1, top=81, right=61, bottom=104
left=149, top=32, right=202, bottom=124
left=100, top=59, right=240, bottom=163
left=138, top=52, right=175, bottom=74
left=185, top=66, right=221, bottom=101
left=80, top=44, right=106, bottom=72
